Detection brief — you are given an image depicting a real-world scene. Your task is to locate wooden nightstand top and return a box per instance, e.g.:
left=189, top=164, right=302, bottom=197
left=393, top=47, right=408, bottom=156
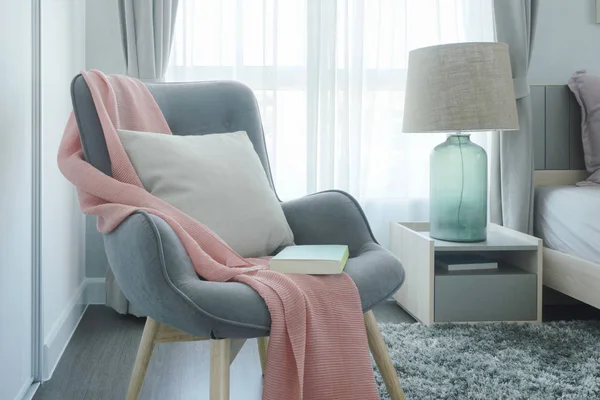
left=392, top=222, right=539, bottom=252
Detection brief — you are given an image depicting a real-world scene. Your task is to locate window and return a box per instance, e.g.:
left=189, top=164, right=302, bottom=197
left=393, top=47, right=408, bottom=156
left=168, top=0, right=494, bottom=243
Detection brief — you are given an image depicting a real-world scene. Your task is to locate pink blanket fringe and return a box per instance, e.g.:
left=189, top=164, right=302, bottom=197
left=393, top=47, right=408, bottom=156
left=58, top=70, right=379, bottom=400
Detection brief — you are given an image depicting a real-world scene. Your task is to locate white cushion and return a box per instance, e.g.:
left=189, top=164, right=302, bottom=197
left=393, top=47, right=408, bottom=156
left=117, top=129, right=294, bottom=257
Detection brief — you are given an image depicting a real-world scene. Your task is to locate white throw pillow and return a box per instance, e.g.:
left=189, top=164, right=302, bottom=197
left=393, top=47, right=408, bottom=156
left=117, top=129, right=294, bottom=257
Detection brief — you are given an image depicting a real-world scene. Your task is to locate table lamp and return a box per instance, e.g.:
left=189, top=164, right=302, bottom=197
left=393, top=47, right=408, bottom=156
left=402, top=42, right=518, bottom=242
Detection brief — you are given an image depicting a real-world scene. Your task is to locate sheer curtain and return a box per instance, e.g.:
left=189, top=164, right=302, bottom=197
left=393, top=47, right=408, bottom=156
left=167, top=0, right=494, bottom=245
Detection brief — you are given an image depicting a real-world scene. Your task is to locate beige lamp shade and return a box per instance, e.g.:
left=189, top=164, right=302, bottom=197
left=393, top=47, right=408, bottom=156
left=402, top=42, right=519, bottom=133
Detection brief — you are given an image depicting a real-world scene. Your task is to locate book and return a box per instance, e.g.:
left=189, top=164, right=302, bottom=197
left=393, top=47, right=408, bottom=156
left=435, top=254, right=498, bottom=272
left=269, top=245, right=350, bottom=275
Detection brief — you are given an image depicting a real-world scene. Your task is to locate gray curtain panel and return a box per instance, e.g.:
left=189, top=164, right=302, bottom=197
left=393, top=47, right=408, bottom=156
left=490, top=0, right=539, bottom=233
left=118, top=0, right=179, bottom=80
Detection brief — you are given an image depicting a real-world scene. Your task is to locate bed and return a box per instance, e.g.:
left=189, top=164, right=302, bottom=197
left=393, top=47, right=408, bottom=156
left=535, top=186, right=600, bottom=265
left=532, top=84, right=600, bottom=309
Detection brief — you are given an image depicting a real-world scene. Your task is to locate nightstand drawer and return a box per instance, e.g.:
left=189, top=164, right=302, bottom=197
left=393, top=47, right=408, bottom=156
left=434, top=269, right=537, bottom=322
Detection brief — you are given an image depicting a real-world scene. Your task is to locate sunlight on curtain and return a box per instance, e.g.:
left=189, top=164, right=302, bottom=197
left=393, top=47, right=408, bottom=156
left=167, top=0, right=494, bottom=245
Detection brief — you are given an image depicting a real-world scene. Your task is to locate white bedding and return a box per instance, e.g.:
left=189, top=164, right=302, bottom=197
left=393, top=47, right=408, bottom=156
left=534, top=185, right=600, bottom=264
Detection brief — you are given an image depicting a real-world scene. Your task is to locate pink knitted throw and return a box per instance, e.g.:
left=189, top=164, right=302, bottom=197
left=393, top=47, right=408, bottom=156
left=58, top=71, right=379, bottom=400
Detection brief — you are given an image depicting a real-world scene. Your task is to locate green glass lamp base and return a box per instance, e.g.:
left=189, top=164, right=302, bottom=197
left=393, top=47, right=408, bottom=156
left=429, top=133, right=488, bottom=243
left=430, top=220, right=487, bottom=243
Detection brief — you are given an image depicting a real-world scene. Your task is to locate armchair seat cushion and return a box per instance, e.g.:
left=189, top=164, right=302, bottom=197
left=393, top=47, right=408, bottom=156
left=105, top=211, right=405, bottom=339
left=175, top=242, right=405, bottom=332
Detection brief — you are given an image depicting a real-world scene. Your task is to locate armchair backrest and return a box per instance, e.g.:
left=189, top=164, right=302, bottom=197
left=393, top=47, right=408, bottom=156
left=70, top=75, right=275, bottom=188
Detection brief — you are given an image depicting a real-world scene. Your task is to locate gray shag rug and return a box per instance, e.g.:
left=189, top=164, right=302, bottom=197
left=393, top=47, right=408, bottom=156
left=374, top=322, right=600, bottom=400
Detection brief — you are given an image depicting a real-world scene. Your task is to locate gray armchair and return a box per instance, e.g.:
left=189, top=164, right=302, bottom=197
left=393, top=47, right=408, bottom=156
left=71, top=75, right=406, bottom=400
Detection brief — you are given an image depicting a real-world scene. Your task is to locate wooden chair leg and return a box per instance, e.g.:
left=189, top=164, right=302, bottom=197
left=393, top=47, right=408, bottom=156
left=257, top=337, right=268, bottom=375
left=364, top=311, right=406, bottom=400
left=210, top=339, right=231, bottom=400
left=126, top=317, right=160, bottom=400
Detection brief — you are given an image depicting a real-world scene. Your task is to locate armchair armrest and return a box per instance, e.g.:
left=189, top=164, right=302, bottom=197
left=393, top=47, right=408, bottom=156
left=104, top=211, right=271, bottom=339
left=281, top=190, right=377, bottom=255
left=283, top=191, right=405, bottom=309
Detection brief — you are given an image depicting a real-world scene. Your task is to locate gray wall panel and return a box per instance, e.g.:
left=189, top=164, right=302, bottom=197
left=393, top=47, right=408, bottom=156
left=531, top=86, right=546, bottom=170
left=569, top=94, right=586, bottom=170
left=544, top=86, right=570, bottom=170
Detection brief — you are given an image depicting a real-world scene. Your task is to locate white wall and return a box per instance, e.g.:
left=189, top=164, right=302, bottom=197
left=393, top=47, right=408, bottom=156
left=529, top=0, right=600, bottom=83
left=0, top=2, right=34, bottom=398
left=41, top=0, right=87, bottom=379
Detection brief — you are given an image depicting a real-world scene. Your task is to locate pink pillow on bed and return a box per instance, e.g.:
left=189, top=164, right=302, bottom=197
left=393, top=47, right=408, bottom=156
left=568, top=70, right=600, bottom=185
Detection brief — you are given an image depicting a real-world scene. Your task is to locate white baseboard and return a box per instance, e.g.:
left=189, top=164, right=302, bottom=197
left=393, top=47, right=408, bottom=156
left=85, top=277, right=106, bottom=304
left=15, top=381, right=39, bottom=400
left=43, top=280, right=88, bottom=381
left=13, top=378, right=36, bottom=400
left=42, top=277, right=106, bottom=381
left=42, top=278, right=106, bottom=381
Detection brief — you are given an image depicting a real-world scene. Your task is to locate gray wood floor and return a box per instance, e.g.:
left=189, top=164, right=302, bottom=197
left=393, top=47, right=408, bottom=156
left=34, top=301, right=600, bottom=400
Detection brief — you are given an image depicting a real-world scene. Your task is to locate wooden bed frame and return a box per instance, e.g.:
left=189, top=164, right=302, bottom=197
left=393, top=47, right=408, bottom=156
left=533, top=171, right=600, bottom=310
left=531, top=84, right=600, bottom=310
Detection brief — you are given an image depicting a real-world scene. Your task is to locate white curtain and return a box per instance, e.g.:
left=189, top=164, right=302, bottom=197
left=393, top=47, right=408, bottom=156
left=167, top=0, right=494, bottom=246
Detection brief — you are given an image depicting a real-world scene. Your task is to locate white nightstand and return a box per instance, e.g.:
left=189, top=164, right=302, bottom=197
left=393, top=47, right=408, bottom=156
left=389, top=222, right=542, bottom=325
